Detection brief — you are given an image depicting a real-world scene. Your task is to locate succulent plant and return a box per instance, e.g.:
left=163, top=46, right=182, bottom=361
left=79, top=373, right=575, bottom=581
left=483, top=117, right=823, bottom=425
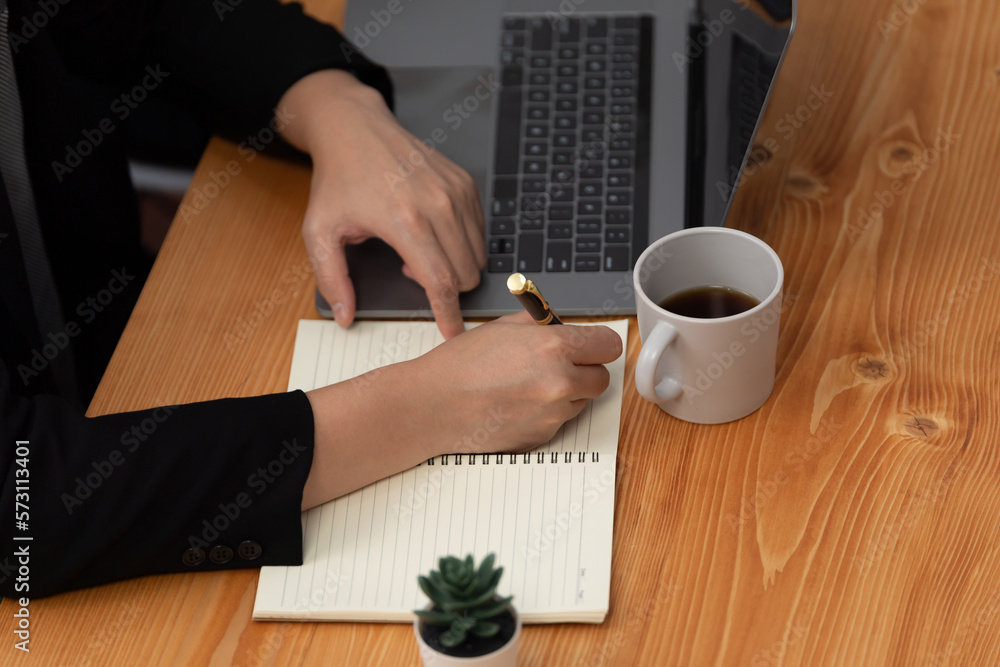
left=415, top=553, right=514, bottom=648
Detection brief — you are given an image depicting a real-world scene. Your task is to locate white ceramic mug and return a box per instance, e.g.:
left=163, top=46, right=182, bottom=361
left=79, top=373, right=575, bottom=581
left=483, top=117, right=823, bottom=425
left=633, top=227, right=784, bottom=424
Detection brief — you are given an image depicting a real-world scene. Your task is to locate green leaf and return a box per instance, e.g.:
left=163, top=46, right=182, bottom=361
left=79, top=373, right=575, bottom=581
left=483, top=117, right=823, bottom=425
left=453, top=615, right=477, bottom=632
left=419, top=575, right=458, bottom=607
left=440, top=626, right=467, bottom=648
left=469, top=621, right=500, bottom=638
left=463, top=586, right=501, bottom=611
left=476, top=553, right=496, bottom=587
left=469, top=596, right=513, bottom=619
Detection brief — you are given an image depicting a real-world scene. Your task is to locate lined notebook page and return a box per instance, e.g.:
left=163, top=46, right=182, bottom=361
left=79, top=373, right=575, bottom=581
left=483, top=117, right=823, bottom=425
left=254, top=319, right=628, bottom=623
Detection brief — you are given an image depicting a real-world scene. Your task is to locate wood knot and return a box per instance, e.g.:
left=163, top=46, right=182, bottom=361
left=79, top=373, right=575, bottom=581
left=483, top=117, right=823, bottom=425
left=878, top=140, right=922, bottom=178
left=784, top=171, right=828, bottom=199
left=856, top=357, right=890, bottom=380
left=904, top=417, right=939, bottom=438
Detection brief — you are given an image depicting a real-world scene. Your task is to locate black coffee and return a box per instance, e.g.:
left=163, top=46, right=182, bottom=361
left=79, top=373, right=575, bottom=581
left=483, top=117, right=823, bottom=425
left=657, top=285, right=760, bottom=318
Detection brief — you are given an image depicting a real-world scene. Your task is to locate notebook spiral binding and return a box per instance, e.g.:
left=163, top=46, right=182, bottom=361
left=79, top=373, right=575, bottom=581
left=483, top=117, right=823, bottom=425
left=424, top=451, right=600, bottom=466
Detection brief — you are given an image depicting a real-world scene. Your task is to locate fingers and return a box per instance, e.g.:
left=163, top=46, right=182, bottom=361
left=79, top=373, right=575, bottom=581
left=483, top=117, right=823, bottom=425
left=557, top=325, right=624, bottom=366
left=305, top=228, right=355, bottom=328
left=495, top=311, right=535, bottom=325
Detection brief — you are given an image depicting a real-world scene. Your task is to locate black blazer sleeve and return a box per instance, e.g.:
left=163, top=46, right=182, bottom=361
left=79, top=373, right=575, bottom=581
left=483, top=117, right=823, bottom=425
left=0, top=362, right=316, bottom=599
left=45, top=0, right=394, bottom=141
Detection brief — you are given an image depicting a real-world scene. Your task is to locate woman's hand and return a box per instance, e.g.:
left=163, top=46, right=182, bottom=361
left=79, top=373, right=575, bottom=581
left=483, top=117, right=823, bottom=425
left=278, top=69, right=486, bottom=340
left=301, top=313, right=623, bottom=509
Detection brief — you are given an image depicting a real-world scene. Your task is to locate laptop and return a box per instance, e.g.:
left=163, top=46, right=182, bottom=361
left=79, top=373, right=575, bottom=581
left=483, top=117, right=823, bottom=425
left=317, top=0, right=795, bottom=319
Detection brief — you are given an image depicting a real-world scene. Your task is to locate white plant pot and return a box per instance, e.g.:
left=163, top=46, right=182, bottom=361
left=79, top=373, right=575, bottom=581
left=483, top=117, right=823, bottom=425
left=413, top=606, right=521, bottom=667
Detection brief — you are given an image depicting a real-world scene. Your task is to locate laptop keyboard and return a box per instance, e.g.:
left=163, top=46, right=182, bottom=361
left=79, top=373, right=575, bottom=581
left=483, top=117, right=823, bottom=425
left=487, top=15, right=652, bottom=274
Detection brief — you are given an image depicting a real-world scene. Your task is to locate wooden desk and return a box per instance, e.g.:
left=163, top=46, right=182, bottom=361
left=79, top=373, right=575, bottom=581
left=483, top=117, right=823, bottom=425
left=5, top=0, right=1000, bottom=664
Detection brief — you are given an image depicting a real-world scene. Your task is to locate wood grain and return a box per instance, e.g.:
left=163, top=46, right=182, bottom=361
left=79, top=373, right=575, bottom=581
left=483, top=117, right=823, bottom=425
left=3, top=0, right=1000, bottom=664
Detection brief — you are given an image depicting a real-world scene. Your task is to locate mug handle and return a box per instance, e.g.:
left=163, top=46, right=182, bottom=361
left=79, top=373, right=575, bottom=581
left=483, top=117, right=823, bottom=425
left=635, top=321, right=683, bottom=404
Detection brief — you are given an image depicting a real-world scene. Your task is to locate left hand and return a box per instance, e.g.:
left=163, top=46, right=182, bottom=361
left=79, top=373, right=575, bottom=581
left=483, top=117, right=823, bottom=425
left=277, top=69, right=486, bottom=339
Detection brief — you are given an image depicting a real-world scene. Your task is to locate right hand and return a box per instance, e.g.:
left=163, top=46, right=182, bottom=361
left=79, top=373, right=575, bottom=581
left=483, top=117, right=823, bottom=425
left=302, top=313, right=624, bottom=509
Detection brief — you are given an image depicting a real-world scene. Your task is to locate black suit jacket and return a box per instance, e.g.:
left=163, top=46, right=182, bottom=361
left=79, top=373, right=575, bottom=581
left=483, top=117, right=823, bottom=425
left=0, top=0, right=392, bottom=598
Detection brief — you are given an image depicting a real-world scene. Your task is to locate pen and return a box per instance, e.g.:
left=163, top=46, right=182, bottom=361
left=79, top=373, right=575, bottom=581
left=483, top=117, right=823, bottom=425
left=507, top=273, right=563, bottom=325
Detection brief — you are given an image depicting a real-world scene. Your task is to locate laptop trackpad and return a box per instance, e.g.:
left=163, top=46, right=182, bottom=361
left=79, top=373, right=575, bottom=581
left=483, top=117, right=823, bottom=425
left=340, top=66, right=495, bottom=314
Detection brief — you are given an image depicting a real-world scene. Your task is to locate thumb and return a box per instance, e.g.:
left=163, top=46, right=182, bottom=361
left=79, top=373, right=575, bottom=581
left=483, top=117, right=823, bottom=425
left=309, top=236, right=356, bottom=328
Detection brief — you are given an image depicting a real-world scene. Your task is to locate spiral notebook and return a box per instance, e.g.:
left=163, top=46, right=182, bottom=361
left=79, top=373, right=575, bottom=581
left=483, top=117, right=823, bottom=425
left=253, top=318, right=628, bottom=623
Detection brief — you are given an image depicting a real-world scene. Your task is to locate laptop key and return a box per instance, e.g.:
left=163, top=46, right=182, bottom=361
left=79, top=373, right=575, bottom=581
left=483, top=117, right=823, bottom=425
left=575, top=256, right=601, bottom=272
left=577, top=219, right=601, bottom=234
left=548, top=205, right=573, bottom=221
left=491, top=218, right=516, bottom=235
left=525, top=141, right=548, bottom=156
left=578, top=200, right=602, bottom=216
left=494, top=89, right=522, bottom=175
left=554, top=133, right=577, bottom=149
left=556, top=97, right=577, bottom=112
left=555, top=115, right=577, bottom=130
left=517, top=233, right=544, bottom=272
left=553, top=150, right=574, bottom=165
left=608, top=173, right=631, bottom=187
left=576, top=236, right=601, bottom=253
left=548, top=223, right=573, bottom=239
left=550, top=185, right=574, bottom=202
left=492, top=198, right=516, bottom=216
left=546, top=243, right=572, bottom=272
left=493, top=178, right=517, bottom=199
left=518, top=215, right=544, bottom=231
left=557, top=18, right=580, bottom=42
left=489, top=255, right=515, bottom=273
left=581, top=164, right=603, bottom=179
left=530, top=19, right=553, bottom=51
left=604, top=246, right=629, bottom=271
left=606, top=210, right=630, bottom=225
left=585, top=17, right=608, bottom=38
left=489, top=237, right=515, bottom=254
left=523, top=177, right=547, bottom=192
left=502, top=65, right=523, bottom=87
left=607, top=191, right=631, bottom=206
left=527, top=106, right=550, bottom=120
left=605, top=228, right=630, bottom=244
